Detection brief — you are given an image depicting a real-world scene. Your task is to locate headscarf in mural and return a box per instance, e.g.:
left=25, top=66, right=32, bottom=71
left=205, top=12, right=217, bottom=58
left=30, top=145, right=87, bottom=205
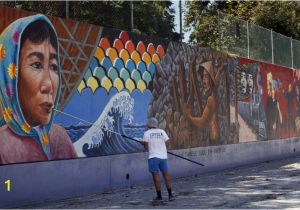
left=0, top=14, right=61, bottom=160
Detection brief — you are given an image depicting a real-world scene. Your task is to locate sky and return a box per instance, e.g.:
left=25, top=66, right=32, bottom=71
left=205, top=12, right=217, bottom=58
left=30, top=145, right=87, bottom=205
left=172, top=0, right=191, bottom=43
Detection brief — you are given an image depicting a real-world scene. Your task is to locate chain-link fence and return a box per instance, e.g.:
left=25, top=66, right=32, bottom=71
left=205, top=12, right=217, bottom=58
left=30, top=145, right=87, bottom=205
left=216, top=11, right=300, bottom=69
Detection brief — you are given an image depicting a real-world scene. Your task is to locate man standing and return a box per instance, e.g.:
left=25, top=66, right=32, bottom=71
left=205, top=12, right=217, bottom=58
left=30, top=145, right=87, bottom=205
left=143, top=117, right=174, bottom=201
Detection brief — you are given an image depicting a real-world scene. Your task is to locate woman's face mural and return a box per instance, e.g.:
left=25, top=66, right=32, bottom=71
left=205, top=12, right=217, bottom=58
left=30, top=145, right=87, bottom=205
left=247, top=73, right=253, bottom=94
left=18, top=39, right=59, bottom=126
left=203, top=70, right=212, bottom=92
left=240, top=71, right=247, bottom=94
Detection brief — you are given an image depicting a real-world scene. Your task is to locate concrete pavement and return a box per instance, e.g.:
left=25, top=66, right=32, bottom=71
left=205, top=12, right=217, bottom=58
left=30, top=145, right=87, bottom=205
left=24, top=155, right=300, bottom=209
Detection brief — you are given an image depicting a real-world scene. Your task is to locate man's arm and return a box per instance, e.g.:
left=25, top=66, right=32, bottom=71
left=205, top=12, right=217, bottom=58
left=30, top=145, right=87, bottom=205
left=165, top=139, right=170, bottom=150
left=143, top=141, right=149, bottom=151
left=185, top=97, right=213, bottom=128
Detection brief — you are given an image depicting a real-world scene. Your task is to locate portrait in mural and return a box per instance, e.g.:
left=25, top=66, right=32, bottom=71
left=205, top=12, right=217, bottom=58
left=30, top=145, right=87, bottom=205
left=0, top=15, right=77, bottom=165
left=238, top=63, right=256, bottom=100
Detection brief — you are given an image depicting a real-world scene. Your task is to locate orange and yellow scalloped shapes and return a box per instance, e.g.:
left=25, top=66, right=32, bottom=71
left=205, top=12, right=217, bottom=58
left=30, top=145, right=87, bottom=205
left=101, top=76, right=113, bottom=93
left=87, top=76, right=99, bottom=93
left=94, top=47, right=105, bottom=63
left=106, top=48, right=118, bottom=63
left=137, top=41, right=146, bottom=55
left=131, top=50, right=141, bottom=66
left=77, top=80, right=86, bottom=94
left=125, top=78, right=135, bottom=93
left=156, top=45, right=165, bottom=58
left=119, top=49, right=130, bottom=63
left=137, top=80, right=146, bottom=93
left=119, top=31, right=129, bottom=44
left=113, top=78, right=125, bottom=92
left=147, top=43, right=156, bottom=56
left=142, top=52, right=151, bottom=66
left=152, top=53, right=160, bottom=64
left=113, top=39, right=124, bottom=53
left=125, top=40, right=135, bottom=55
left=99, top=37, right=110, bottom=51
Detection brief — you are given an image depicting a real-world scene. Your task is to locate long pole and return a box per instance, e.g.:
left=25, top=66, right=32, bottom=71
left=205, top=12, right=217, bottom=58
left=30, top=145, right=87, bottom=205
left=121, top=134, right=204, bottom=166
left=54, top=108, right=205, bottom=167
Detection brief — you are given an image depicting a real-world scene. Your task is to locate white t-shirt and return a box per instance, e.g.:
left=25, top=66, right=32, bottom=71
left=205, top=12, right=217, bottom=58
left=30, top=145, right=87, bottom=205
left=143, top=128, right=169, bottom=159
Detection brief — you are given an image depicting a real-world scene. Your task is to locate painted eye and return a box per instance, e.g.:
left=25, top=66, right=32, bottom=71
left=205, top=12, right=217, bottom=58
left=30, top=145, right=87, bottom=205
left=31, top=62, right=43, bottom=69
left=50, top=64, right=58, bottom=73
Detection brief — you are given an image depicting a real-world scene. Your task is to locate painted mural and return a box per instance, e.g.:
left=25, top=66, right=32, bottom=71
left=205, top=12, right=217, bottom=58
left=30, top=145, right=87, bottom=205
left=55, top=28, right=168, bottom=157
left=0, top=14, right=77, bottom=164
left=238, top=58, right=300, bottom=142
left=1, top=8, right=300, bottom=165
left=147, top=43, right=239, bottom=148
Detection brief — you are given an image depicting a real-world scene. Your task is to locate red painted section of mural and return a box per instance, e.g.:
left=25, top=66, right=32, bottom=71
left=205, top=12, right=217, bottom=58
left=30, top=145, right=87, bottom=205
left=239, top=58, right=300, bottom=139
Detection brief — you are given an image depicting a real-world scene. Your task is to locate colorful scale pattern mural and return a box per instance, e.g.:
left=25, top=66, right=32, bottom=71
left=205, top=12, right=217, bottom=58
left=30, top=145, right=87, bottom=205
left=77, top=31, right=165, bottom=94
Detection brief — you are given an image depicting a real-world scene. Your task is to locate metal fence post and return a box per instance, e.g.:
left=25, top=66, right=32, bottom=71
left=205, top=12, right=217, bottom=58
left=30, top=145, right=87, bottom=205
left=247, top=21, right=249, bottom=58
left=291, top=37, right=294, bottom=68
left=65, top=0, right=69, bottom=19
left=271, top=29, right=274, bottom=64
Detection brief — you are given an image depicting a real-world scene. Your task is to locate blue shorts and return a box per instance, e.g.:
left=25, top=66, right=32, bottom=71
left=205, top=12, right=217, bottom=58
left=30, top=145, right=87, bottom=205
left=148, top=158, right=168, bottom=173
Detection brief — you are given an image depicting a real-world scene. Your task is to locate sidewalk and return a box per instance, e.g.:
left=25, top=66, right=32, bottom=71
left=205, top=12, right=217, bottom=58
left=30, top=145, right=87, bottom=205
left=24, top=155, right=300, bottom=209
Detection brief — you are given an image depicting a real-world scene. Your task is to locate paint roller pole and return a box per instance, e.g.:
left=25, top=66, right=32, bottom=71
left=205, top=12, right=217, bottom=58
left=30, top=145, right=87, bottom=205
left=120, top=134, right=205, bottom=166
left=53, top=108, right=204, bottom=166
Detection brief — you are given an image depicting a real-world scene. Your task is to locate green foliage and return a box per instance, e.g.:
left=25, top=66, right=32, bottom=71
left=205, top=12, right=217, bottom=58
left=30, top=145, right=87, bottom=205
left=184, top=0, right=300, bottom=67
left=184, top=1, right=300, bottom=44
left=0, top=1, right=180, bottom=41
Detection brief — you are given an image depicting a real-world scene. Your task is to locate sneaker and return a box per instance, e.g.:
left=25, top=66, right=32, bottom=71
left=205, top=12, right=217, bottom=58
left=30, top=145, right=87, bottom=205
left=168, top=195, right=175, bottom=201
left=153, top=196, right=163, bottom=201
left=151, top=197, right=164, bottom=206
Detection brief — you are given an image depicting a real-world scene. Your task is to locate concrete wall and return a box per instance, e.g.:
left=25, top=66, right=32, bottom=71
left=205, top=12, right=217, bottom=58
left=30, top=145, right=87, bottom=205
left=1, top=137, right=299, bottom=208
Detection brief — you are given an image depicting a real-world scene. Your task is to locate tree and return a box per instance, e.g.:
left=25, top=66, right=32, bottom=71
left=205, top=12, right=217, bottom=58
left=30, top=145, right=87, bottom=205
left=184, top=1, right=300, bottom=44
left=0, top=1, right=180, bottom=41
left=184, top=1, right=300, bottom=67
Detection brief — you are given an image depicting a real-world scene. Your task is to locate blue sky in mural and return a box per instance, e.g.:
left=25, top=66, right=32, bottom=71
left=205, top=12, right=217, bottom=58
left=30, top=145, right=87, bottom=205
left=54, top=88, right=152, bottom=127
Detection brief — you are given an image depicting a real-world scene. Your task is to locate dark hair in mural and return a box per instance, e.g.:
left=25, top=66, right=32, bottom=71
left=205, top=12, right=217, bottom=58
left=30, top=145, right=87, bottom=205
left=20, top=20, right=58, bottom=51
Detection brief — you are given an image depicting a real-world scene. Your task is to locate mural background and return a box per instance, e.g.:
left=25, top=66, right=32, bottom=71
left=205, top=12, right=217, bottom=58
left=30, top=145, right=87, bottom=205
left=1, top=6, right=300, bottom=164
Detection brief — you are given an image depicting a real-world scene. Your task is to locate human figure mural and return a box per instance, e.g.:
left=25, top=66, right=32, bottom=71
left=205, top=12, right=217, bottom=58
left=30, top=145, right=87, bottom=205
left=295, top=84, right=300, bottom=133
left=283, top=83, right=296, bottom=132
left=1, top=8, right=300, bottom=165
left=265, top=73, right=282, bottom=140
left=0, top=15, right=77, bottom=165
left=184, top=59, right=225, bottom=144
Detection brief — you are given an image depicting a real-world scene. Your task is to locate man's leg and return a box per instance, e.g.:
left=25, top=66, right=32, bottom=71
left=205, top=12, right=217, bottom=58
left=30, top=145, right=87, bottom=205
left=162, top=171, right=171, bottom=190
left=149, top=158, right=162, bottom=200
left=160, top=159, right=174, bottom=201
left=151, top=172, right=162, bottom=199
